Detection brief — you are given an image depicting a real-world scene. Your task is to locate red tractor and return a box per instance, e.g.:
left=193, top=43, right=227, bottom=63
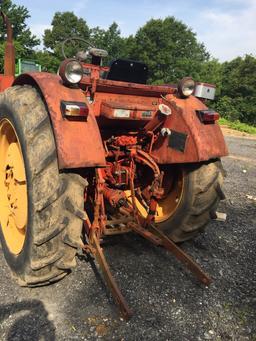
left=0, top=10, right=227, bottom=318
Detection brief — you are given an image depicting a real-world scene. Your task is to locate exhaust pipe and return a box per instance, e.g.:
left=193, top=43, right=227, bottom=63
left=1, top=11, right=15, bottom=77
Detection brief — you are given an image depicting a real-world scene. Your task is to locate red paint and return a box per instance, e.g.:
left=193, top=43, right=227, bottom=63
left=11, top=62, right=227, bottom=168
left=0, top=75, right=14, bottom=92
left=151, top=95, right=228, bottom=163
left=14, top=73, right=106, bottom=169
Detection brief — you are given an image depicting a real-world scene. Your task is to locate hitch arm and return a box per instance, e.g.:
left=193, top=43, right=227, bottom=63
left=90, top=232, right=133, bottom=320
left=128, top=222, right=211, bottom=286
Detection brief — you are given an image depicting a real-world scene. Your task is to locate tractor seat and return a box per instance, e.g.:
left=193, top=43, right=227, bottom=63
left=106, top=59, right=148, bottom=84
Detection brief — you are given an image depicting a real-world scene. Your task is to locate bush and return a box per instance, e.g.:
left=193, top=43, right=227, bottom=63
left=220, top=55, right=256, bottom=126
left=219, top=118, right=256, bottom=135
left=215, top=96, right=240, bottom=121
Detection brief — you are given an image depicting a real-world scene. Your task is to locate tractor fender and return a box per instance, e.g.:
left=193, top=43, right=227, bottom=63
left=14, top=72, right=106, bottom=169
left=151, top=94, right=228, bottom=164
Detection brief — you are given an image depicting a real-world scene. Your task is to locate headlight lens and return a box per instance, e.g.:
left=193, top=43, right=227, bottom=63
left=178, top=77, right=195, bottom=97
left=59, top=59, right=83, bottom=85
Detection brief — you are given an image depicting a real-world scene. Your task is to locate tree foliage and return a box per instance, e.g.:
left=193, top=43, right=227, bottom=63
left=217, top=55, right=256, bottom=124
left=43, top=12, right=90, bottom=60
left=90, top=22, right=126, bottom=64
left=0, top=0, right=39, bottom=72
left=197, top=59, right=223, bottom=97
left=124, top=17, right=209, bottom=83
left=34, top=51, right=60, bottom=73
left=215, top=96, right=240, bottom=121
left=41, top=14, right=128, bottom=70
left=0, top=2, right=255, bottom=125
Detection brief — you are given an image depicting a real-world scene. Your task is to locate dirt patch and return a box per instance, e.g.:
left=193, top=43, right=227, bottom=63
left=221, top=126, right=256, bottom=140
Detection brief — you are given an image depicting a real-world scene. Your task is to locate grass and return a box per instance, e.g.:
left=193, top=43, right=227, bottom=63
left=219, top=117, right=256, bottom=135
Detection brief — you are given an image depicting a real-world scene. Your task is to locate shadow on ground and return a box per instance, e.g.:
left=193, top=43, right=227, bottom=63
left=0, top=300, right=55, bottom=341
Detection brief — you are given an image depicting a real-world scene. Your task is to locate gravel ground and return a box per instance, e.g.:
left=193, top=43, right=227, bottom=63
left=0, top=133, right=255, bottom=341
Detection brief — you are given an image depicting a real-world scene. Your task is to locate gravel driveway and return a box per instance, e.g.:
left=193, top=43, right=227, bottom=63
left=0, top=133, right=255, bottom=341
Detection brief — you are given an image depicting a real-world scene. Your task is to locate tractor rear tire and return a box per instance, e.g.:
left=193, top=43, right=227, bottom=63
left=158, top=160, right=225, bottom=242
left=0, top=85, right=86, bottom=287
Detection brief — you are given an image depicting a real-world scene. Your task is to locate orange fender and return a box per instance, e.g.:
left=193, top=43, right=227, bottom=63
left=151, top=95, right=228, bottom=164
left=14, top=72, right=106, bottom=169
left=0, top=75, right=14, bottom=92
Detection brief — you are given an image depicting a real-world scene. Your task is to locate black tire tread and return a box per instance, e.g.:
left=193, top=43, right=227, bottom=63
left=0, top=85, right=86, bottom=286
left=162, top=160, right=225, bottom=242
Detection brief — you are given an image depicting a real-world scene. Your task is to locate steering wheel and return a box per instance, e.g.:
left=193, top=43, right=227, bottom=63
left=61, top=37, right=95, bottom=60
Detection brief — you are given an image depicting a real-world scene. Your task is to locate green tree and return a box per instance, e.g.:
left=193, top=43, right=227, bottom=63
left=34, top=50, right=60, bottom=73
left=220, top=55, right=256, bottom=125
left=90, top=22, right=126, bottom=64
left=124, top=17, right=209, bottom=84
left=43, top=12, right=90, bottom=60
left=197, top=59, right=223, bottom=98
left=0, top=0, right=40, bottom=72
left=215, top=96, right=240, bottom=121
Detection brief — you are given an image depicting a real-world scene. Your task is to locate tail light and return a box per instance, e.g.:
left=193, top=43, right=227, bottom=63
left=61, top=101, right=89, bottom=120
left=196, top=110, right=220, bottom=124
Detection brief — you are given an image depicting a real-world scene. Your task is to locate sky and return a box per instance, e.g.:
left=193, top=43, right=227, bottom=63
left=14, top=0, right=256, bottom=62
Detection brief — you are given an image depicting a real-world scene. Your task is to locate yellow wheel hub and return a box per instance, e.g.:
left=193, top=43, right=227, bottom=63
left=0, top=119, right=28, bottom=254
left=154, top=175, right=184, bottom=223
left=126, top=171, right=184, bottom=223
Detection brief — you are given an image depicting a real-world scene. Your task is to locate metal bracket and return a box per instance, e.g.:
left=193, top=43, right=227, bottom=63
left=84, top=221, right=211, bottom=321
left=83, top=168, right=210, bottom=319
left=128, top=222, right=211, bottom=286
left=84, top=231, right=133, bottom=320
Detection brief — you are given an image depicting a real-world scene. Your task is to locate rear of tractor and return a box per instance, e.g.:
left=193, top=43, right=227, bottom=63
left=0, top=11, right=227, bottom=317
